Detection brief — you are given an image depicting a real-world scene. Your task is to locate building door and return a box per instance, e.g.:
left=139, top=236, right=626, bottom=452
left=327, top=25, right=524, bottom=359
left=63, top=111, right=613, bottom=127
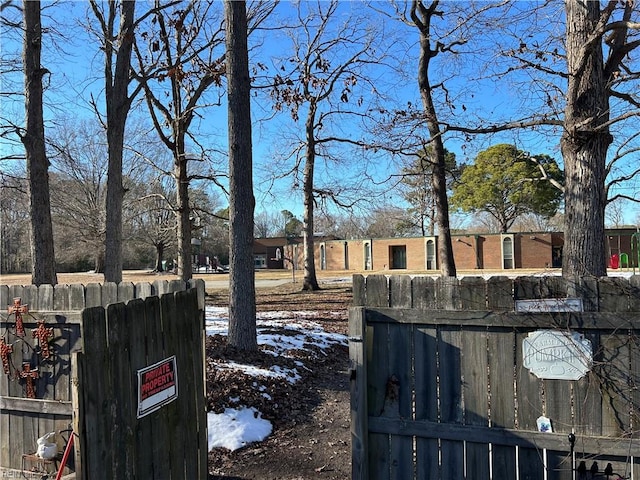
left=390, top=245, right=407, bottom=269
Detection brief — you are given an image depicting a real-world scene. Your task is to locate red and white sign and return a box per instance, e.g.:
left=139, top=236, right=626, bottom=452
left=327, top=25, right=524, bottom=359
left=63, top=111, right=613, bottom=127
left=137, top=356, right=178, bottom=418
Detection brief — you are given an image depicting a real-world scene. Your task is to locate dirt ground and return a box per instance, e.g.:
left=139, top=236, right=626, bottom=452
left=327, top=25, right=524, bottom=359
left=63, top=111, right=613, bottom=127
left=206, top=283, right=353, bottom=480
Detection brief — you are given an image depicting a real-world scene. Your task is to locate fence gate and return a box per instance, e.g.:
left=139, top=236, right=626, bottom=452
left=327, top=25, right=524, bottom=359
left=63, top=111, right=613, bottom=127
left=350, top=275, right=640, bottom=480
left=0, top=280, right=206, bottom=479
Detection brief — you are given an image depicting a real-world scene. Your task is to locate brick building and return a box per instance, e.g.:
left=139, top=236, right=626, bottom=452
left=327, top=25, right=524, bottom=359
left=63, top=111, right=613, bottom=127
left=257, top=228, right=640, bottom=272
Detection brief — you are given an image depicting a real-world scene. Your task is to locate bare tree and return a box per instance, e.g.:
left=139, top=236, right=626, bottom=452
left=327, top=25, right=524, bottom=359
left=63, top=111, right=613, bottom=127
left=49, top=124, right=108, bottom=273
left=21, top=0, right=56, bottom=285
left=89, top=0, right=140, bottom=283
left=225, top=0, right=256, bottom=351
left=405, top=0, right=461, bottom=276
left=268, top=1, right=381, bottom=290
left=0, top=176, right=30, bottom=274
left=132, top=0, right=227, bottom=281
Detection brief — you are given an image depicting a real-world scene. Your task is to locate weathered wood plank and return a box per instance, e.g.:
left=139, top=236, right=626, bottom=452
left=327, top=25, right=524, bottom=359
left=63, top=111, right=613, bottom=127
left=414, top=325, right=438, bottom=480
left=0, top=396, right=72, bottom=415
left=387, top=322, right=412, bottom=479
left=161, top=292, right=185, bottom=480
left=117, top=282, right=135, bottom=303
left=367, top=417, right=640, bottom=456
left=486, top=276, right=513, bottom=311
left=439, top=326, right=464, bottom=480
left=54, top=284, right=70, bottom=311
left=144, top=295, right=171, bottom=479
left=349, top=307, right=368, bottom=480
left=80, top=306, right=112, bottom=479
left=101, top=283, right=118, bottom=307
left=84, top=283, right=101, bottom=308
left=598, top=330, right=631, bottom=436
left=389, top=275, right=412, bottom=308
left=411, top=275, right=437, bottom=310
left=366, top=275, right=389, bottom=307
left=489, top=328, right=516, bottom=478
left=364, top=307, right=640, bottom=329
left=106, top=302, right=134, bottom=479
left=352, top=275, right=365, bottom=306
left=436, top=276, right=461, bottom=310
left=462, top=327, right=489, bottom=480
left=128, top=298, right=148, bottom=479
left=460, top=276, right=487, bottom=310
left=598, top=277, right=631, bottom=312
left=71, top=351, right=84, bottom=480
left=38, top=284, right=54, bottom=311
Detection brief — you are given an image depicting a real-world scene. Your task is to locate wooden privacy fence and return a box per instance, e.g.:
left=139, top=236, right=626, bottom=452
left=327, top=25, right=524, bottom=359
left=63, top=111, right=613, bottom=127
left=0, top=279, right=206, bottom=479
left=349, top=275, right=640, bottom=480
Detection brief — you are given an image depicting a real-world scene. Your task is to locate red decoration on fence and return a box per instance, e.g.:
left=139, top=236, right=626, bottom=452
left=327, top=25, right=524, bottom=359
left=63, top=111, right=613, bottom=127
left=32, top=320, right=54, bottom=360
left=8, top=297, right=28, bottom=337
left=0, top=338, right=12, bottom=374
left=19, top=363, right=38, bottom=399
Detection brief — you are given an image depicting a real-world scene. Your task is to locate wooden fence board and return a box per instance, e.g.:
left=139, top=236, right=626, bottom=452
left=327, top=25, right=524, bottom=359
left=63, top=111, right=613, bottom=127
left=411, top=275, right=436, bottom=310
left=80, top=306, right=111, bottom=478
left=462, top=327, right=489, bottom=480
left=118, top=282, right=135, bottom=303
left=439, top=326, right=463, bottom=480
left=162, top=292, right=186, bottom=480
left=598, top=331, right=631, bottom=436
left=54, top=284, right=70, bottom=310
left=460, top=276, right=487, bottom=310
left=349, top=307, right=367, bottom=480
left=145, top=295, right=171, bottom=480
left=414, top=324, right=438, bottom=480
left=486, top=276, right=513, bottom=311
left=129, top=298, right=150, bottom=479
left=387, top=322, right=412, bottom=479
left=102, top=282, right=118, bottom=307
left=367, top=320, right=390, bottom=478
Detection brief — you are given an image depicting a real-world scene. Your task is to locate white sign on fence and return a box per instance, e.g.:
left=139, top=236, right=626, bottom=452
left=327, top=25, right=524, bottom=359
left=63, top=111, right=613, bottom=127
left=137, top=356, right=178, bottom=418
left=523, top=330, right=592, bottom=380
left=515, top=297, right=584, bottom=313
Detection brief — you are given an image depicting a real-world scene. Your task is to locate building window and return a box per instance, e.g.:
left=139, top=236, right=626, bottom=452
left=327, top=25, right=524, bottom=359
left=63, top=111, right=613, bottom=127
left=502, top=236, right=514, bottom=269
left=364, top=242, right=372, bottom=270
left=426, top=239, right=436, bottom=270
left=390, top=245, right=407, bottom=269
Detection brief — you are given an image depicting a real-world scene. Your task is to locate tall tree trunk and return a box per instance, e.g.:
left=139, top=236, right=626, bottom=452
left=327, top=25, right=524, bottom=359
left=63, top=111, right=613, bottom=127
left=413, top=0, right=456, bottom=277
left=561, top=0, right=611, bottom=278
left=175, top=134, right=192, bottom=281
left=302, top=105, right=320, bottom=291
left=225, top=0, right=257, bottom=351
left=103, top=0, right=136, bottom=284
left=22, top=0, right=57, bottom=286
left=155, top=242, right=164, bottom=272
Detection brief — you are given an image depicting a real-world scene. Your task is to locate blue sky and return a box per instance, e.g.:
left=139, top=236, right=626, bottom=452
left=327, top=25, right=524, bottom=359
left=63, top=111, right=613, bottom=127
left=1, top=0, right=638, bottom=227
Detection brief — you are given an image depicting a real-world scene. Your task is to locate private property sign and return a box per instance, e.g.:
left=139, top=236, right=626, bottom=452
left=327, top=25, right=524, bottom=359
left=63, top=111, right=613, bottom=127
left=137, top=356, right=178, bottom=418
